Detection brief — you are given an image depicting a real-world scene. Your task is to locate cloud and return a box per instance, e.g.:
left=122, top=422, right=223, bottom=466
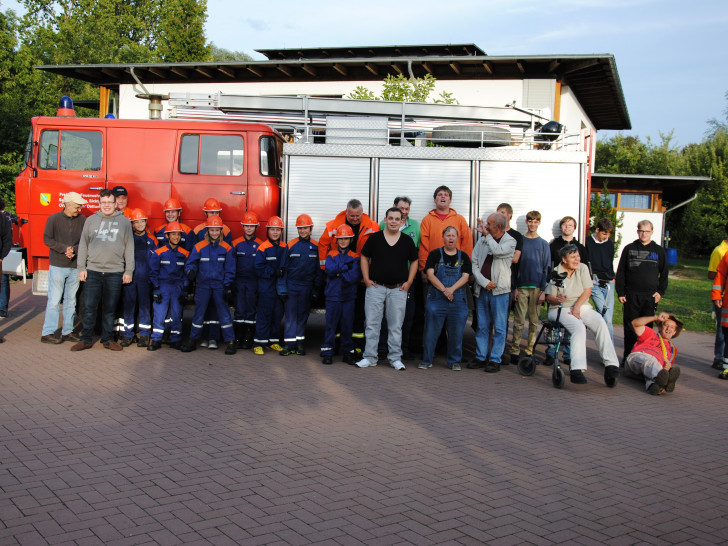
left=244, top=18, right=270, bottom=32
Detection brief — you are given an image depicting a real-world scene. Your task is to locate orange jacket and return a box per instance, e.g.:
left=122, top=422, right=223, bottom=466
left=711, top=253, right=728, bottom=326
left=318, top=211, right=379, bottom=269
left=418, top=208, right=473, bottom=271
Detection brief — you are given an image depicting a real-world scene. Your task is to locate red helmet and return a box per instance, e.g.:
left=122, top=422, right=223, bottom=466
left=202, top=198, right=222, bottom=212
left=129, top=208, right=147, bottom=221
left=163, top=198, right=182, bottom=211
left=206, top=215, right=224, bottom=228
left=165, top=221, right=184, bottom=233
left=267, top=216, right=284, bottom=229
left=241, top=212, right=259, bottom=226
left=296, top=214, right=314, bottom=228
left=335, top=224, right=354, bottom=238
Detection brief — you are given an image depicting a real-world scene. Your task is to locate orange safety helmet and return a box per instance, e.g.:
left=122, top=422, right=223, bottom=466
left=267, top=216, right=284, bottom=229
left=241, top=212, right=259, bottom=226
left=129, top=208, right=147, bottom=221
left=296, top=214, right=314, bottom=228
left=202, top=198, right=222, bottom=212
left=165, top=221, right=184, bottom=233
left=205, top=215, right=224, bottom=228
left=335, top=224, right=354, bottom=238
left=163, top=198, right=182, bottom=211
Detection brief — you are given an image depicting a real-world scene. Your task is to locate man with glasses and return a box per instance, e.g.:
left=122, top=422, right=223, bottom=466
left=616, top=220, right=669, bottom=364
left=72, top=189, right=135, bottom=351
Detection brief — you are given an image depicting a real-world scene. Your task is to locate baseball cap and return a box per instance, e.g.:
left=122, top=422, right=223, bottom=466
left=63, top=192, right=88, bottom=205
left=112, top=185, right=128, bottom=197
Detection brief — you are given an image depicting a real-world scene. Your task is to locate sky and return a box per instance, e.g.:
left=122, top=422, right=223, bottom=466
left=3, top=0, right=727, bottom=146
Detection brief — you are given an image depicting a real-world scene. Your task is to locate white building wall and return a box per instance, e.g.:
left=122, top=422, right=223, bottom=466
left=119, top=79, right=526, bottom=121
left=559, top=85, right=595, bottom=137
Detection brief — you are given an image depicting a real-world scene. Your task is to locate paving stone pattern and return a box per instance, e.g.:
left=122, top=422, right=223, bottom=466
left=1, top=282, right=727, bottom=544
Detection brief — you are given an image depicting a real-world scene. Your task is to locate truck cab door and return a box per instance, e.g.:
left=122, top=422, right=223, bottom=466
left=172, top=132, right=247, bottom=237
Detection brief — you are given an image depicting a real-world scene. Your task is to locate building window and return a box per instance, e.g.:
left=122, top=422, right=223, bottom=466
left=619, top=193, right=652, bottom=210
left=591, top=192, right=617, bottom=207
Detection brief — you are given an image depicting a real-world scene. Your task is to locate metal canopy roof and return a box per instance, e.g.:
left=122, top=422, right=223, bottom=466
left=36, top=48, right=631, bottom=130
left=591, top=173, right=711, bottom=204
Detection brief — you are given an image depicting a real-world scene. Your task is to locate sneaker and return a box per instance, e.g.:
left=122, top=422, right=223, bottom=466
left=451, top=363, right=462, bottom=371
left=103, top=341, right=123, bottom=351
left=712, top=359, right=724, bottom=370
left=70, top=341, right=93, bottom=352
left=322, top=356, right=333, bottom=365
left=119, top=336, right=134, bottom=347
left=40, top=334, right=63, bottom=345
left=253, top=346, right=264, bottom=355
left=342, top=352, right=358, bottom=365
left=280, top=346, right=297, bottom=356
left=484, top=361, right=501, bottom=373
left=208, top=339, right=218, bottom=350
left=466, top=359, right=487, bottom=369
left=665, top=366, right=680, bottom=392
left=199, top=339, right=209, bottom=348
left=356, top=358, right=375, bottom=368
left=147, top=340, right=162, bottom=351
left=62, top=333, right=81, bottom=343
left=268, top=343, right=283, bottom=352
left=570, top=370, right=587, bottom=384
left=137, top=335, right=150, bottom=348
left=648, top=369, right=669, bottom=394
left=719, top=369, right=728, bottom=380
left=391, top=360, right=406, bottom=371
left=224, top=341, right=237, bottom=355
left=542, top=356, right=555, bottom=367
left=509, top=354, right=520, bottom=365
left=604, top=366, right=620, bottom=388
left=295, top=345, right=306, bottom=356
left=417, top=362, right=432, bottom=369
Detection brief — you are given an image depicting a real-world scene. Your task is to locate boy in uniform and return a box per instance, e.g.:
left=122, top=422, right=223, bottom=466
left=119, top=209, right=157, bottom=347
left=253, top=216, right=286, bottom=354
left=154, top=198, right=194, bottom=251
left=279, top=214, right=324, bottom=356
left=148, top=222, right=189, bottom=351
left=321, top=225, right=362, bottom=365
left=231, top=212, right=262, bottom=349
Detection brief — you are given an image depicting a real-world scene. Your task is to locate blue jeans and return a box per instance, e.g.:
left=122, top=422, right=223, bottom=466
left=590, top=279, right=615, bottom=340
left=81, top=270, right=123, bottom=343
left=42, top=266, right=80, bottom=336
left=474, top=290, right=509, bottom=363
left=0, top=273, right=9, bottom=314
left=422, top=294, right=469, bottom=365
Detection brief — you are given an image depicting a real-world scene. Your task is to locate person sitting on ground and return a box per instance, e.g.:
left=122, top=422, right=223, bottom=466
left=624, top=312, right=683, bottom=395
left=545, top=244, right=620, bottom=386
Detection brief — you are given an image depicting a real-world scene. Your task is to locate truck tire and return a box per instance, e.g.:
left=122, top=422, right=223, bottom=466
left=431, top=124, right=511, bottom=148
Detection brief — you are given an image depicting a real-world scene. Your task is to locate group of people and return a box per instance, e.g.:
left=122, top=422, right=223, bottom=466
left=34, top=184, right=685, bottom=394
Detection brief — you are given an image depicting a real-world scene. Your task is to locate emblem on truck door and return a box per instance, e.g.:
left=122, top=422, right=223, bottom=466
left=40, top=193, right=51, bottom=206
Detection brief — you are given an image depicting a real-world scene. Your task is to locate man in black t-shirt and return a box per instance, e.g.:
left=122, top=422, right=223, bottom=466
left=357, top=208, right=418, bottom=370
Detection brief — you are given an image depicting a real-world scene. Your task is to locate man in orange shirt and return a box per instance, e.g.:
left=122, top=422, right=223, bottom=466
left=418, top=186, right=473, bottom=279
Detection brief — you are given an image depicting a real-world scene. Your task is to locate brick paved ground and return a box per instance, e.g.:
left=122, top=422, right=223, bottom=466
left=1, top=281, right=727, bottom=545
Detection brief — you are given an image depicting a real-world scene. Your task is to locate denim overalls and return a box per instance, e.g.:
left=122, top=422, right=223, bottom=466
left=422, top=249, right=469, bottom=367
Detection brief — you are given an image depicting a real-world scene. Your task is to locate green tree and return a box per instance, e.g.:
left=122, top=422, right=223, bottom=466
left=589, top=183, right=624, bottom=255
left=348, top=74, right=458, bottom=104
left=596, top=131, right=683, bottom=176
left=157, top=0, right=211, bottom=62
left=210, top=43, right=253, bottom=62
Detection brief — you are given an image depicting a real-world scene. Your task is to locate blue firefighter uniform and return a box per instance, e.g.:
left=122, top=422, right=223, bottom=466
left=120, top=231, right=157, bottom=340
left=149, top=243, right=189, bottom=344
left=154, top=222, right=194, bottom=252
left=321, top=249, right=361, bottom=358
left=232, top=234, right=262, bottom=332
left=185, top=239, right=236, bottom=343
left=254, top=238, right=286, bottom=346
left=278, top=237, right=324, bottom=352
